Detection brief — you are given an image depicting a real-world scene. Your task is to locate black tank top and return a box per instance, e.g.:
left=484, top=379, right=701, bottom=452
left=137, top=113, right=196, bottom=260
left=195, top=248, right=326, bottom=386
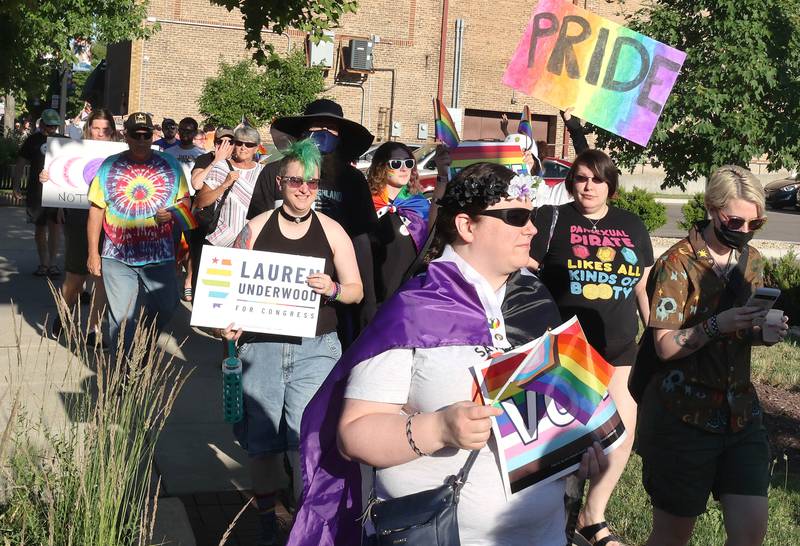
left=240, top=210, right=338, bottom=345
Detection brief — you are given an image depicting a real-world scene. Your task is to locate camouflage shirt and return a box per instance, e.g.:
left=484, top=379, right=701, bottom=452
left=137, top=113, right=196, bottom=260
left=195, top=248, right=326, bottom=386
left=646, top=222, right=765, bottom=433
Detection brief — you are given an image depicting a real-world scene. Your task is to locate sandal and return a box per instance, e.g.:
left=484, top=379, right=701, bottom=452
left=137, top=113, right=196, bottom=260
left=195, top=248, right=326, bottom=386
left=577, top=522, right=626, bottom=546
left=47, top=265, right=61, bottom=278
left=182, top=287, right=193, bottom=302
left=34, top=265, right=49, bottom=277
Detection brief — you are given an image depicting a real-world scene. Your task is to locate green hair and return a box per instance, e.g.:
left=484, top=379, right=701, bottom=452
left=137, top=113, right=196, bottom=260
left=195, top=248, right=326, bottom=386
left=278, top=138, right=321, bottom=179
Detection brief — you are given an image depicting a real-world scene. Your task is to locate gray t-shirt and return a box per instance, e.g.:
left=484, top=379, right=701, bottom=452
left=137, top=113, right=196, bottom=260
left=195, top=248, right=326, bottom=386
left=345, top=345, right=567, bottom=545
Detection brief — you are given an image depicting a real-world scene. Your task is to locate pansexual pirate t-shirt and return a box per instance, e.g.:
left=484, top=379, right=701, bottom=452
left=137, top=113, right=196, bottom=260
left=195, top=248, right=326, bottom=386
left=531, top=203, right=653, bottom=357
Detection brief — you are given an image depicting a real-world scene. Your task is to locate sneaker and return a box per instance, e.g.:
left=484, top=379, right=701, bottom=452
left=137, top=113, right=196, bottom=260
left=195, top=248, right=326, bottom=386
left=34, top=265, right=48, bottom=277
left=51, top=316, right=63, bottom=338
left=46, top=265, right=61, bottom=278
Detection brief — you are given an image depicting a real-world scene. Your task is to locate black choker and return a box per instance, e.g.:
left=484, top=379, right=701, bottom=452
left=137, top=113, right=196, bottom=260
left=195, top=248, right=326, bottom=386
left=278, top=206, right=312, bottom=224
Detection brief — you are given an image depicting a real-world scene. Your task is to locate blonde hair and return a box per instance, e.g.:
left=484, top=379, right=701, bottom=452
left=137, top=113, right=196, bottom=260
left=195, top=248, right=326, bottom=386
left=705, top=165, right=765, bottom=216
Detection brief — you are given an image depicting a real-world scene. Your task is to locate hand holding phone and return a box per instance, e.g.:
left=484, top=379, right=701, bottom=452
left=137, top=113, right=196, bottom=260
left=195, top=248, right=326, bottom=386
left=745, top=287, right=781, bottom=311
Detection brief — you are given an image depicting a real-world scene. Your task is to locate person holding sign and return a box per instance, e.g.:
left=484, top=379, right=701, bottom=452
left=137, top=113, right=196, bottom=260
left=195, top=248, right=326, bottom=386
left=220, top=139, right=362, bottom=546
left=530, top=149, right=653, bottom=546
left=287, top=163, right=608, bottom=546
left=635, top=166, right=788, bottom=546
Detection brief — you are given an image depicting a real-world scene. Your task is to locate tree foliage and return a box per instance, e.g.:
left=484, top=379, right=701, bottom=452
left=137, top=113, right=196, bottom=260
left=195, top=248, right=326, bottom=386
left=197, top=51, right=325, bottom=128
left=0, top=0, right=154, bottom=99
left=210, top=0, right=358, bottom=64
left=594, top=0, right=800, bottom=189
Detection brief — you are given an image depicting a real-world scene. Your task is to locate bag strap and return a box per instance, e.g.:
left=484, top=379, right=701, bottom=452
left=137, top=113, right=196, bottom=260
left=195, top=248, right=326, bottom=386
left=544, top=205, right=559, bottom=257
left=453, top=450, right=480, bottom=489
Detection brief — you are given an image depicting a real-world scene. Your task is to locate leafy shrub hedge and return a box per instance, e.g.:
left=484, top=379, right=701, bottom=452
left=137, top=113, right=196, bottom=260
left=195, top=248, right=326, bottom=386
left=679, top=193, right=707, bottom=230
left=763, top=250, right=800, bottom=325
left=610, top=187, right=667, bottom=231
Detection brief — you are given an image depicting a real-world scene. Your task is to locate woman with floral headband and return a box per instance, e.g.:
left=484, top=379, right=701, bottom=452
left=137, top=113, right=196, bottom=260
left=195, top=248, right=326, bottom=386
left=363, top=142, right=430, bottom=320
left=530, top=149, right=653, bottom=546
left=287, top=162, right=607, bottom=546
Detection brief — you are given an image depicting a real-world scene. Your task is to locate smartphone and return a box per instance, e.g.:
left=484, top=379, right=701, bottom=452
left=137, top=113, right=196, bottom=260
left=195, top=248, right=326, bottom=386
left=745, top=287, right=781, bottom=311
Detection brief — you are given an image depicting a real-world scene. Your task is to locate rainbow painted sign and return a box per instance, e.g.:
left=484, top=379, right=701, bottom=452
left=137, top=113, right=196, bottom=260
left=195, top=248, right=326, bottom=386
left=449, top=141, right=529, bottom=179
left=502, top=0, right=686, bottom=146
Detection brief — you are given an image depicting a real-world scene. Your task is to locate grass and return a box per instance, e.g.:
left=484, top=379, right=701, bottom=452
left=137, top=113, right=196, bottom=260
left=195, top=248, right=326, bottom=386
left=752, top=334, right=800, bottom=391
left=606, top=455, right=800, bottom=545
left=0, top=292, right=189, bottom=545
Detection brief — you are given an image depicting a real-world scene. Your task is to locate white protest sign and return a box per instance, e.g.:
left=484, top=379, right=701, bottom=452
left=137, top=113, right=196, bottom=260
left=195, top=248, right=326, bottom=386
left=191, top=246, right=325, bottom=338
left=42, top=137, right=127, bottom=209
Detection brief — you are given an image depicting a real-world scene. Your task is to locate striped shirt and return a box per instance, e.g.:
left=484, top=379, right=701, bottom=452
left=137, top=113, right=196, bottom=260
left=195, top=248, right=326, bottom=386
left=204, top=160, right=263, bottom=247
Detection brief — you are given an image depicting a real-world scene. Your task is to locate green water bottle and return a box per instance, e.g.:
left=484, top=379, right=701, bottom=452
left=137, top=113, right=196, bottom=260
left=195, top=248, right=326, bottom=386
left=222, top=340, right=243, bottom=423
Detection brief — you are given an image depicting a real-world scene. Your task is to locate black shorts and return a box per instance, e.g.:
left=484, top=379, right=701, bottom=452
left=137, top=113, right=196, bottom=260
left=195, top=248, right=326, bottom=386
left=26, top=206, right=59, bottom=226
left=64, top=221, right=89, bottom=275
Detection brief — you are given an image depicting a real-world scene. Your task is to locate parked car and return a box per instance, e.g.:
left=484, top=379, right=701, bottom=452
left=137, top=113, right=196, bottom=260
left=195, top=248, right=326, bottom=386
left=355, top=143, right=420, bottom=171
left=764, top=174, right=800, bottom=210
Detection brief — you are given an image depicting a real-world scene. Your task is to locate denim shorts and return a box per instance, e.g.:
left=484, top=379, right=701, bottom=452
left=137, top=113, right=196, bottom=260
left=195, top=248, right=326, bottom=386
left=233, top=331, right=341, bottom=457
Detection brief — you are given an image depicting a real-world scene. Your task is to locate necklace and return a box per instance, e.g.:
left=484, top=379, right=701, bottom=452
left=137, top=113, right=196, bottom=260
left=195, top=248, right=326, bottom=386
left=701, top=227, right=736, bottom=279
left=278, top=206, right=312, bottom=224
left=577, top=203, right=608, bottom=231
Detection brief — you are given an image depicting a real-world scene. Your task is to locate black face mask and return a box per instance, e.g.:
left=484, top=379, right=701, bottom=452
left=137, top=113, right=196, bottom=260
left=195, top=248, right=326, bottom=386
left=713, top=218, right=755, bottom=251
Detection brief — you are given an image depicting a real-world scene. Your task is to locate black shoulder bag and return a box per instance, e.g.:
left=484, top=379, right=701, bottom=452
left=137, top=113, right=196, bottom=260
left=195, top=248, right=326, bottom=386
left=194, top=160, right=234, bottom=234
left=366, top=450, right=478, bottom=546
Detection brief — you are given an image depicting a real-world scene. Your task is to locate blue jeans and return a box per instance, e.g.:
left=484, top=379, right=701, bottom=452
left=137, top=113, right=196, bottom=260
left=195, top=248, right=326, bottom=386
left=234, top=332, right=341, bottom=457
left=102, top=258, right=179, bottom=361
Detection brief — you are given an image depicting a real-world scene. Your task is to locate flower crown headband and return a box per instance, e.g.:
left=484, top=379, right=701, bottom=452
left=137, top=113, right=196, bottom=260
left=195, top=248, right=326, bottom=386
left=437, top=172, right=541, bottom=210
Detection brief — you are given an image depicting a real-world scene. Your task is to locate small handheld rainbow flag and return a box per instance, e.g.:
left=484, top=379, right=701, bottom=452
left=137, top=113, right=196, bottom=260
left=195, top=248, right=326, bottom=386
left=517, top=105, right=533, bottom=139
left=516, top=317, right=613, bottom=424
left=168, top=200, right=199, bottom=231
left=433, top=97, right=460, bottom=149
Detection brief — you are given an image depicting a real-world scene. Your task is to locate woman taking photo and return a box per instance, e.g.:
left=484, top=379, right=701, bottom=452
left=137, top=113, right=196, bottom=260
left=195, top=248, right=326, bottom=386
left=289, top=163, right=607, bottom=546
left=221, top=139, right=362, bottom=546
left=365, top=142, right=430, bottom=315
left=637, top=165, right=788, bottom=546
left=530, top=149, right=653, bottom=546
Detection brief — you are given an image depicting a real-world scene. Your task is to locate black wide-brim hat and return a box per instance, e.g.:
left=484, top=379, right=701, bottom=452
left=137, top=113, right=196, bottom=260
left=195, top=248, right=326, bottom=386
left=270, top=99, right=374, bottom=160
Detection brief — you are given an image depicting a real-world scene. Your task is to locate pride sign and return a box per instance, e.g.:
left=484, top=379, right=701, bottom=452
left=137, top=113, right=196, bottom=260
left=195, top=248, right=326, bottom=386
left=502, top=0, right=686, bottom=146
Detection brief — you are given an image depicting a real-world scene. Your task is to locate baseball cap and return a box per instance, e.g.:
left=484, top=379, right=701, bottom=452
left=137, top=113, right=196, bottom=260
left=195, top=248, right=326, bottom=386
left=124, top=112, right=155, bottom=132
left=162, top=118, right=177, bottom=128
left=41, top=109, right=62, bottom=126
left=214, top=126, right=234, bottom=139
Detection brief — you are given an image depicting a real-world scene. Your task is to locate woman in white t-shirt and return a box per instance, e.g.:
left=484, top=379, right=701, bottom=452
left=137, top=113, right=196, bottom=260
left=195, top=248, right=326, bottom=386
left=195, top=125, right=264, bottom=247
left=287, top=163, right=607, bottom=546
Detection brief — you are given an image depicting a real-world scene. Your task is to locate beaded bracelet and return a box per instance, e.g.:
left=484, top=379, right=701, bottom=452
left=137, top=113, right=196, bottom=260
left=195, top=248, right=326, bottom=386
left=326, top=282, right=341, bottom=302
left=405, top=412, right=429, bottom=457
left=701, top=319, right=715, bottom=339
left=709, top=314, right=722, bottom=338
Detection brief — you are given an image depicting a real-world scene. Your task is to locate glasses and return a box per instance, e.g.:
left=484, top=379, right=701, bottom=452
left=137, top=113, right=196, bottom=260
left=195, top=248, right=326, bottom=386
left=719, top=211, right=767, bottom=232
left=129, top=131, right=153, bottom=140
left=234, top=140, right=258, bottom=148
left=388, top=158, right=415, bottom=170
left=573, top=174, right=606, bottom=185
left=476, top=208, right=534, bottom=227
left=280, top=176, right=320, bottom=190
left=214, top=138, right=232, bottom=146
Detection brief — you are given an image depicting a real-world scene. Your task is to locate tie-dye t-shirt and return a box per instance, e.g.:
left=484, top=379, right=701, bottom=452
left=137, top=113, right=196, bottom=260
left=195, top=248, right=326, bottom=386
left=88, top=151, right=189, bottom=266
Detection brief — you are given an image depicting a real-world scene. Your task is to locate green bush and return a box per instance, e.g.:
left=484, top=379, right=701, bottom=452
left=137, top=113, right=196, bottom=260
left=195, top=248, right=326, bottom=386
left=679, top=193, right=707, bottom=230
left=764, top=250, right=800, bottom=325
left=0, top=130, right=23, bottom=167
left=609, top=187, right=667, bottom=231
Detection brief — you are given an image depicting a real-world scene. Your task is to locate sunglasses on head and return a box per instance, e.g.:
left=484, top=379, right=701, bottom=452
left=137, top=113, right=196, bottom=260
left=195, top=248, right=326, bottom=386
left=234, top=140, right=258, bottom=148
left=573, top=174, right=606, bottom=185
left=476, top=208, right=534, bottom=227
left=388, top=158, right=415, bottom=170
left=280, top=176, right=320, bottom=190
left=130, top=131, right=153, bottom=140
left=719, top=211, right=767, bottom=232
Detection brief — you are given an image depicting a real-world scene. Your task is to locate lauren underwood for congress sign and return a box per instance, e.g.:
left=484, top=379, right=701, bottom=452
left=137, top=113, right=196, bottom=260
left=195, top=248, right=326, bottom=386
left=191, top=246, right=325, bottom=338
left=503, top=0, right=686, bottom=147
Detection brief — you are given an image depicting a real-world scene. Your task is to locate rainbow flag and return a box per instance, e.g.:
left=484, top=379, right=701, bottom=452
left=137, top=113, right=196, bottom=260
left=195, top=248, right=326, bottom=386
left=168, top=200, right=199, bottom=231
left=433, top=97, right=460, bottom=149
left=517, top=317, right=613, bottom=424
left=517, top=105, right=533, bottom=139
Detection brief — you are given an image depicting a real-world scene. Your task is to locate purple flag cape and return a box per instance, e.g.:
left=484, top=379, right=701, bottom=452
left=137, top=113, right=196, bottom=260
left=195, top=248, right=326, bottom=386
left=286, top=261, right=491, bottom=546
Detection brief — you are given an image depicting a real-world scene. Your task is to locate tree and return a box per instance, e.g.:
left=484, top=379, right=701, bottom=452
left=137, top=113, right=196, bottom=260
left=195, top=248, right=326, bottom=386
left=210, top=0, right=358, bottom=64
left=593, top=0, right=800, bottom=189
left=0, top=0, right=154, bottom=99
left=197, top=50, right=325, bottom=128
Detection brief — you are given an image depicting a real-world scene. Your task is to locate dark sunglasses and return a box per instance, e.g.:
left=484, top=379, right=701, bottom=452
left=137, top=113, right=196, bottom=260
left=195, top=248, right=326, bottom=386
left=234, top=140, right=258, bottom=148
left=280, top=176, right=320, bottom=190
left=573, top=174, right=606, bottom=185
left=214, top=138, right=233, bottom=145
left=719, top=211, right=767, bottom=232
left=388, top=158, right=415, bottom=170
left=476, top=208, right=534, bottom=227
left=129, top=131, right=153, bottom=140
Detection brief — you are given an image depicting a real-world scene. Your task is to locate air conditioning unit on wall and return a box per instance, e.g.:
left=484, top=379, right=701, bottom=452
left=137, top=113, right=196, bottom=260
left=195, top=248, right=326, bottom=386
left=346, top=39, right=373, bottom=71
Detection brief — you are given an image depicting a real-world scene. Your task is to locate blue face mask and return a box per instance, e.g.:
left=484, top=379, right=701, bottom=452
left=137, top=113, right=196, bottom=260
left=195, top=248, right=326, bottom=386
left=305, top=129, right=339, bottom=154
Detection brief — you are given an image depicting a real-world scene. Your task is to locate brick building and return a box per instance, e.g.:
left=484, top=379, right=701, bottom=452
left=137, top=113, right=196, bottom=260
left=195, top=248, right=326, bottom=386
left=106, top=0, right=642, bottom=157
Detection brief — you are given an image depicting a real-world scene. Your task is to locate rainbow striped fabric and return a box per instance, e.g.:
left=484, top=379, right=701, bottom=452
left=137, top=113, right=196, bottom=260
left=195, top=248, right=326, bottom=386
left=167, top=200, right=199, bottom=231
left=517, top=317, right=613, bottom=424
left=517, top=105, right=533, bottom=139
left=434, top=97, right=460, bottom=149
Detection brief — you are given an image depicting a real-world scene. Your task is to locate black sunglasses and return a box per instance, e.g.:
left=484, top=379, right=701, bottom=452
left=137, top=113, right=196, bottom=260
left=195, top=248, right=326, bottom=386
left=388, top=158, right=415, bottom=170
left=476, top=208, right=534, bottom=227
left=214, top=138, right=232, bottom=145
left=719, top=211, right=767, bottom=232
left=129, top=131, right=153, bottom=140
left=234, top=140, right=258, bottom=148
